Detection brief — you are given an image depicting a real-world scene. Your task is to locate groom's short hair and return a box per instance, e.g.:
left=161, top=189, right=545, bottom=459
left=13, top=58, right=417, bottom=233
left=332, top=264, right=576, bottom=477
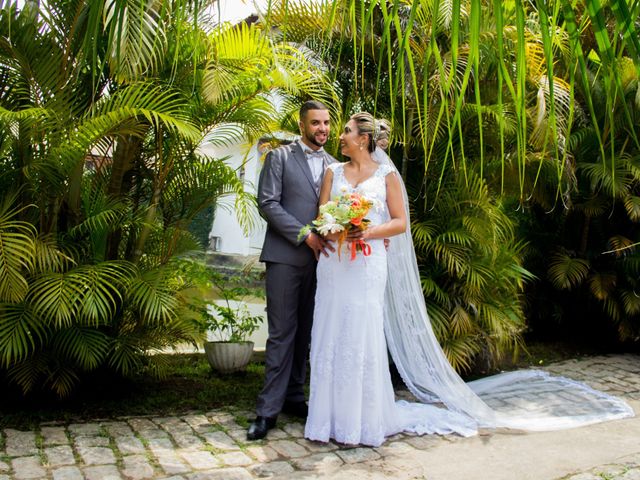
left=299, top=100, right=329, bottom=121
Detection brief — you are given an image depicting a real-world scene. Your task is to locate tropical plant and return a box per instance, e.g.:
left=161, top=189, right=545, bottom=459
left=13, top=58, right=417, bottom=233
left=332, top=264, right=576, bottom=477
left=526, top=55, right=640, bottom=343
left=205, top=269, right=264, bottom=343
left=410, top=174, right=533, bottom=372
left=260, top=0, right=640, bottom=357
left=0, top=0, right=334, bottom=395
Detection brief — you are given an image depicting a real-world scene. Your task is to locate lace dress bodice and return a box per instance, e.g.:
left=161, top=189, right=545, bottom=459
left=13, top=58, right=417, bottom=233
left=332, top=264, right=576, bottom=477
left=327, top=162, right=393, bottom=228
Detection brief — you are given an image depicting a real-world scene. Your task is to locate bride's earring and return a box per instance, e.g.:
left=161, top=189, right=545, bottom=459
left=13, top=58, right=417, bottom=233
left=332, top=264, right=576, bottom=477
left=359, top=143, right=364, bottom=151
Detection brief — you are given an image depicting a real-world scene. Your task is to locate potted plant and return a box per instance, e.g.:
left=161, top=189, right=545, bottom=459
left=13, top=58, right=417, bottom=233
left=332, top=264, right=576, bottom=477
left=203, top=270, right=264, bottom=373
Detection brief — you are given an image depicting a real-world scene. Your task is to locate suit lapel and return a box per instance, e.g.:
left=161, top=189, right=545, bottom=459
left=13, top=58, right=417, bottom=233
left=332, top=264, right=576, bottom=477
left=292, top=142, right=319, bottom=199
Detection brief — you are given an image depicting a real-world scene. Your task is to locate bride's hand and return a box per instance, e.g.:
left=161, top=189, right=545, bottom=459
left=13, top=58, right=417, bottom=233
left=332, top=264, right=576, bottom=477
left=323, top=231, right=342, bottom=242
left=346, top=227, right=365, bottom=240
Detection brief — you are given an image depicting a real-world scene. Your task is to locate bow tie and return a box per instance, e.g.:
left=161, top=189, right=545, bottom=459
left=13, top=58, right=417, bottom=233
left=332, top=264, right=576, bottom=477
left=304, top=148, right=324, bottom=157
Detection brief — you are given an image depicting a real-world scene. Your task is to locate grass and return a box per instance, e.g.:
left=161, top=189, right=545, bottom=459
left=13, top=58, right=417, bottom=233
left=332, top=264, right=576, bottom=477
left=0, top=354, right=265, bottom=430
left=0, top=340, right=620, bottom=430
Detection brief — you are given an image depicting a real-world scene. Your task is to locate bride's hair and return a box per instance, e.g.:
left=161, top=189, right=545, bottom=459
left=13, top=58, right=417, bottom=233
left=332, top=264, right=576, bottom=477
left=350, top=112, right=391, bottom=153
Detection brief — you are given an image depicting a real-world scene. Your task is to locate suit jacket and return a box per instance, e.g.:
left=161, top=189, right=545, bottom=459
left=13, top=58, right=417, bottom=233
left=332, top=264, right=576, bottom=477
left=258, top=141, right=336, bottom=266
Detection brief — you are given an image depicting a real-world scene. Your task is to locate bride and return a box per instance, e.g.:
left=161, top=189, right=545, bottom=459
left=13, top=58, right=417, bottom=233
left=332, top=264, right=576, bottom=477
left=304, top=112, right=634, bottom=447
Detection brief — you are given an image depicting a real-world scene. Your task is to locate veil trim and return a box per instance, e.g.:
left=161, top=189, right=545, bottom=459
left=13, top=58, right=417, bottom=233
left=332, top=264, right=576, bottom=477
left=371, top=148, right=634, bottom=433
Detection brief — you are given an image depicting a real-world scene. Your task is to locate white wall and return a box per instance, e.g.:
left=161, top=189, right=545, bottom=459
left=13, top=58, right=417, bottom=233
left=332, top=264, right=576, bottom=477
left=202, top=141, right=266, bottom=256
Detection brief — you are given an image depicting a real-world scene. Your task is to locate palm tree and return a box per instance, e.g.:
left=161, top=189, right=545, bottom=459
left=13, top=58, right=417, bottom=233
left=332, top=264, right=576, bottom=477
left=259, top=0, right=640, bottom=362
left=0, top=0, right=334, bottom=395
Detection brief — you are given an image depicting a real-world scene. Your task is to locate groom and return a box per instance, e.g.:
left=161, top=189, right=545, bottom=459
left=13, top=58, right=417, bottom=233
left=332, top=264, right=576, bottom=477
left=247, top=100, right=336, bottom=440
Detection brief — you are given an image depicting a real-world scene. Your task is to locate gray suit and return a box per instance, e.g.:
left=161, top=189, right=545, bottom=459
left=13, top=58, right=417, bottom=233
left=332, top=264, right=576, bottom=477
left=256, top=141, right=335, bottom=418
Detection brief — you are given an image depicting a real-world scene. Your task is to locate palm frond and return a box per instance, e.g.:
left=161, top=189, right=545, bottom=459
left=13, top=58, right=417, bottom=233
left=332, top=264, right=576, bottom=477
left=0, top=197, right=36, bottom=302
left=547, top=251, right=590, bottom=289
left=587, top=272, right=617, bottom=301
left=0, top=303, right=48, bottom=366
left=51, top=326, right=110, bottom=370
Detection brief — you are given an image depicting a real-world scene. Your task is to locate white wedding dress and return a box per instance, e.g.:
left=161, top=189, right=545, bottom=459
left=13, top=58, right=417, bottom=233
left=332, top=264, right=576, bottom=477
left=304, top=157, right=634, bottom=447
left=305, top=162, right=477, bottom=446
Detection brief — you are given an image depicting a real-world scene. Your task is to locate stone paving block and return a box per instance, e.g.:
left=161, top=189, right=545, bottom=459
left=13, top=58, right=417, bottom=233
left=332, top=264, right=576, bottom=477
left=594, top=464, right=628, bottom=477
left=157, top=453, right=191, bottom=475
left=77, top=446, right=117, bottom=465
left=401, top=434, right=443, bottom=450
left=282, top=422, right=305, bottom=437
left=186, top=467, right=253, bottom=480
left=217, top=451, right=253, bottom=467
left=0, top=461, right=8, bottom=472
left=45, top=445, right=76, bottom=467
left=264, top=428, right=288, bottom=440
left=269, top=439, right=309, bottom=458
left=374, top=440, right=415, bottom=457
left=0, top=475, right=8, bottom=480
left=171, top=434, right=204, bottom=450
left=11, top=456, right=46, bottom=480
left=296, top=438, right=339, bottom=453
left=249, top=461, right=295, bottom=478
left=4, top=429, right=37, bottom=456
left=291, top=452, right=343, bottom=472
left=156, top=477, right=187, bottom=480
left=41, top=426, right=69, bottom=446
left=202, top=431, right=240, bottom=451
left=225, top=428, right=250, bottom=443
left=83, top=464, right=122, bottom=480
left=245, top=445, right=280, bottom=462
left=128, top=418, right=158, bottom=433
left=146, top=436, right=174, bottom=453
left=205, top=412, right=236, bottom=426
left=74, top=435, right=110, bottom=448
left=68, top=423, right=101, bottom=436
left=102, top=421, right=134, bottom=437
left=154, top=417, right=192, bottom=436
left=137, top=429, right=170, bottom=441
left=179, top=450, right=220, bottom=470
left=621, top=469, right=640, bottom=480
left=52, top=466, right=84, bottom=480
left=182, top=415, right=212, bottom=433
left=114, top=435, right=146, bottom=455
left=335, top=447, right=381, bottom=464
left=121, top=454, right=155, bottom=480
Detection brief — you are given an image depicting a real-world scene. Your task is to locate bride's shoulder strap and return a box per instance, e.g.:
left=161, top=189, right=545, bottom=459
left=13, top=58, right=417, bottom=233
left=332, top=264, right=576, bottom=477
left=378, top=163, right=395, bottom=177
left=327, top=162, right=342, bottom=172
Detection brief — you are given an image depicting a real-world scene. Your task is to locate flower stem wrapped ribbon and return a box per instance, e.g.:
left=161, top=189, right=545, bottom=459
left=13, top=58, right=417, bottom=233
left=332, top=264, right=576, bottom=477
left=298, top=193, right=374, bottom=260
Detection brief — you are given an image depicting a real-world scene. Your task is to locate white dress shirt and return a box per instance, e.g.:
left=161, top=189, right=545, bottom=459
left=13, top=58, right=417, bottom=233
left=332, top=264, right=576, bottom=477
left=300, top=141, right=324, bottom=183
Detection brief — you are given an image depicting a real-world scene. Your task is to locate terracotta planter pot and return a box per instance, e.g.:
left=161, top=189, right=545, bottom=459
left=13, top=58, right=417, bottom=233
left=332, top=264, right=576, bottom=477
left=204, top=341, right=254, bottom=373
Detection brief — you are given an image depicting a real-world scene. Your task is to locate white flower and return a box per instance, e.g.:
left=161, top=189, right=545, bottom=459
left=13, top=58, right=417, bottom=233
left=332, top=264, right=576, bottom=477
left=317, top=223, right=345, bottom=235
left=321, top=212, right=336, bottom=224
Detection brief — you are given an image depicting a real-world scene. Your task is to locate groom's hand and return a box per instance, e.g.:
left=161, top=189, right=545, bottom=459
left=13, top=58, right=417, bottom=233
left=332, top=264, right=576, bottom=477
left=305, top=232, right=335, bottom=260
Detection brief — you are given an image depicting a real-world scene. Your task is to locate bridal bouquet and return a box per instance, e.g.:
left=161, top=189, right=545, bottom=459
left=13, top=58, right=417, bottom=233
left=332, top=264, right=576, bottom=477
left=299, top=192, right=374, bottom=260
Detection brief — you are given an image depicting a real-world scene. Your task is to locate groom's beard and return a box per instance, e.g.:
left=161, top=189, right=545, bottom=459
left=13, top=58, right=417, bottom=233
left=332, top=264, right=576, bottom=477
left=303, top=131, right=328, bottom=148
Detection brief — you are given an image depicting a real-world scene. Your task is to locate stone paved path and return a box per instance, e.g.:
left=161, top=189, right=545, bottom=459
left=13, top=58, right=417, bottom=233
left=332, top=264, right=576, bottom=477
left=0, top=354, right=639, bottom=479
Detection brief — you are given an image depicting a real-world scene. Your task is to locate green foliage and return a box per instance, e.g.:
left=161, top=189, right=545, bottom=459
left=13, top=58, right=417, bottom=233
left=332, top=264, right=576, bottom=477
left=0, top=0, right=333, bottom=397
left=0, top=353, right=267, bottom=429
left=411, top=173, right=533, bottom=372
left=265, top=0, right=640, bottom=351
left=204, top=269, right=265, bottom=343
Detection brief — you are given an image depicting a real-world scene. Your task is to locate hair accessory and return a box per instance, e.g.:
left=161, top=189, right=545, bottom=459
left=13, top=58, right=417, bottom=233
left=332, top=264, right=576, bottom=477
left=373, top=119, right=381, bottom=141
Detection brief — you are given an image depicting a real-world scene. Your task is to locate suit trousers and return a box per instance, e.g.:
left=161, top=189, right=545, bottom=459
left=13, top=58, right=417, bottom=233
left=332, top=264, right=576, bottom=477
left=256, top=261, right=317, bottom=418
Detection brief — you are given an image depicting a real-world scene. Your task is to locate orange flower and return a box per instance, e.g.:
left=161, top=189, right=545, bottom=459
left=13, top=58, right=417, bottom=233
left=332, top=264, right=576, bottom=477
left=351, top=216, right=363, bottom=226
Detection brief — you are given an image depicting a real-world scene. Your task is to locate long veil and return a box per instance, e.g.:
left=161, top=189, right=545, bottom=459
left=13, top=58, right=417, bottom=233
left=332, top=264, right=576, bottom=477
left=372, top=148, right=634, bottom=432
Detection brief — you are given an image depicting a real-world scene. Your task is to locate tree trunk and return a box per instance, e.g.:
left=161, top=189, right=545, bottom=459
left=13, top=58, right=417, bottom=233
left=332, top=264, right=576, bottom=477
left=106, top=135, right=144, bottom=260
left=401, top=109, right=414, bottom=182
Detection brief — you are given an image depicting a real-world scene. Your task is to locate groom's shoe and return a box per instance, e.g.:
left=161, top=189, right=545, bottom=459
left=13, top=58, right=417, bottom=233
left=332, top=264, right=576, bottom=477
left=247, top=416, right=277, bottom=440
left=281, top=400, right=309, bottom=418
